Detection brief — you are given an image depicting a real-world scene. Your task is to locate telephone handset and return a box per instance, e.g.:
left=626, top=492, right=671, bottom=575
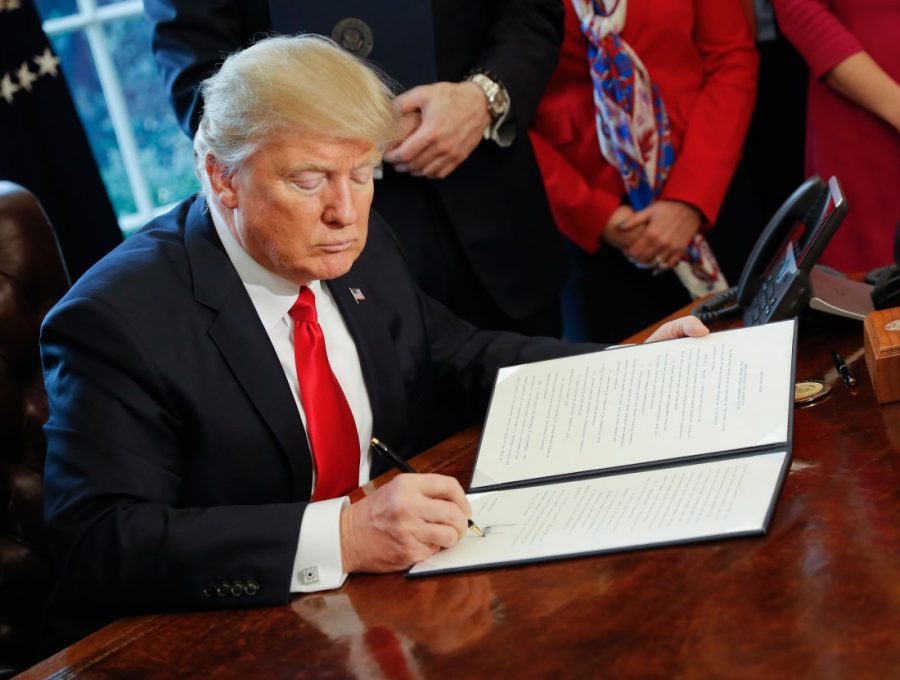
left=694, top=176, right=847, bottom=326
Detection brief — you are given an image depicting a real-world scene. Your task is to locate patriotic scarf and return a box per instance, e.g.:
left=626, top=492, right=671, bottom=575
left=572, top=0, right=727, bottom=297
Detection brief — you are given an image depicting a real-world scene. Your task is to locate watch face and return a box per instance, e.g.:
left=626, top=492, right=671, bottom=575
left=470, top=73, right=508, bottom=121
left=491, top=87, right=509, bottom=117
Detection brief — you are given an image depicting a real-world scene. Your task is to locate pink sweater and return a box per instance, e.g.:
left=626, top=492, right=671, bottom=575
left=774, top=0, right=900, bottom=271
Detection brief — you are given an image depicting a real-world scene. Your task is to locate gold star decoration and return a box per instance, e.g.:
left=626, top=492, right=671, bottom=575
left=33, top=47, right=60, bottom=78
left=0, top=73, right=20, bottom=104
left=16, top=61, right=37, bottom=92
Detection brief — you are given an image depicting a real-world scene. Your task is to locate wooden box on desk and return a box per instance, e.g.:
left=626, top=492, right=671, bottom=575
left=864, top=306, right=900, bottom=404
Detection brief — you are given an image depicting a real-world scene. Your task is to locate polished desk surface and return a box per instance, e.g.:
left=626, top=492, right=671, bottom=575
left=20, top=313, right=900, bottom=679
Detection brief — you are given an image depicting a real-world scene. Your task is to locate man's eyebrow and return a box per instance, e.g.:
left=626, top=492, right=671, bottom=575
left=285, top=162, right=331, bottom=175
left=354, top=156, right=381, bottom=169
left=284, top=156, right=380, bottom=175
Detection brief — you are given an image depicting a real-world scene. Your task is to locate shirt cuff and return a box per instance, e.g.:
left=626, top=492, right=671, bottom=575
left=290, top=497, right=349, bottom=593
left=486, top=106, right=515, bottom=148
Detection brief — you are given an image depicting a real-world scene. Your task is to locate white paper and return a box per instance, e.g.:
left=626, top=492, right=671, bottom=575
left=471, top=320, right=795, bottom=490
left=410, top=451, right=788, bottom=575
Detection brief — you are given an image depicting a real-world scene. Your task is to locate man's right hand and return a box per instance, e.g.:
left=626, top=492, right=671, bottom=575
left=382, top=81, right=490, bottom=179
left=340, top=473, right=471, bottom=573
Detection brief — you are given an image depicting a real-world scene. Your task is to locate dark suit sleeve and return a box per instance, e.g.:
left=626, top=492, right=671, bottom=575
left=475, top=0, right=564, bottom=133
left=146, top=0, right=563, bottom=139
left=365, top=214, right=599, bottom=428
left=421, top=293, right=600, bottom=423
left=144, top=0, right=266, bottom=136
left=41, top=295, right=302, bottom=623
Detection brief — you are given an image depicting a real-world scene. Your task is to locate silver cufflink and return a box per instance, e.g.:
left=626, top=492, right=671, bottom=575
left=299, top=566, right=320, bottom=585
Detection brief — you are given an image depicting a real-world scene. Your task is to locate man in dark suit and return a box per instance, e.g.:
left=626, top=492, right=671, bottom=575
left=144, top=0, right=568, bottom=336
left=40, top=35, right=707, bottom=652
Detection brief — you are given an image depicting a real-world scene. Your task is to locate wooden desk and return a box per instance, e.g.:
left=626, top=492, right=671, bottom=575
left=21, top=313, right=900, bottom=679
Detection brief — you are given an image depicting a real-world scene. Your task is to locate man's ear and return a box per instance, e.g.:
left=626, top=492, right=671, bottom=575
left=206, top=154, right=238, bottom=209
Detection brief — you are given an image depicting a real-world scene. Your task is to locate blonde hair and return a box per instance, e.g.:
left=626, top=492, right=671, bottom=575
left=194, top=34, right=400, bottom=188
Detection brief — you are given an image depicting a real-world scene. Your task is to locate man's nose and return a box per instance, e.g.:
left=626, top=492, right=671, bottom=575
left=323, top=180, right=357, bottom=227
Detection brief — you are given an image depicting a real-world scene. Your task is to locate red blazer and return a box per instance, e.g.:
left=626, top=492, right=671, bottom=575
left=530, top=0, right=758, bottom=253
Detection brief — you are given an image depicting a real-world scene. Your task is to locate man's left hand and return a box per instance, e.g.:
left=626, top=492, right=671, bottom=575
left=383, top=81, right=490, bottom=179
left=645, top=315, right=709, bottom=343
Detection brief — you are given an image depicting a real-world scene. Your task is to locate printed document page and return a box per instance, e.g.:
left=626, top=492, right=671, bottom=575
left=411, top=450, right=788, bottom=576
left=471, top=320, right=795, bottom=490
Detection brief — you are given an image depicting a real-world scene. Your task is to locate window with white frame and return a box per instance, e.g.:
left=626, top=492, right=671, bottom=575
left=36, top=0, right=198, bottom=235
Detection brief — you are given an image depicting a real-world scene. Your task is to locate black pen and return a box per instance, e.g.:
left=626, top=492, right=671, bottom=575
left=832, top=350, right=857, bottom=387
left=370, top=437, right=485, bottom=537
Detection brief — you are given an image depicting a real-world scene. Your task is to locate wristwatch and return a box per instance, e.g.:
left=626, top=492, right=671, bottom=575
left=467, top=71, right=510, bottom=123
left=466, top=70, right=511, bottom=143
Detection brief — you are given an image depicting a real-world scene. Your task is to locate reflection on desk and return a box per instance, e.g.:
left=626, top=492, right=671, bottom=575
left=19, top=313, right=900, bottom=679
left=292, top=574, right=495, bottom=677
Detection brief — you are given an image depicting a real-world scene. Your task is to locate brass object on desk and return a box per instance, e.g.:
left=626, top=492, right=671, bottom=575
left=794, top=379, right=830, bottom=405
left=864, top=306, right=900, bottom=404
left=19, top=311, right=900, bottom=680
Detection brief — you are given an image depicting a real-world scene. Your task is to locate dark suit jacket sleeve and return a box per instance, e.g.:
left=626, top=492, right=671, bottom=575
left=475, top=0, right=564, bottom=133
left=144, top=0, right=265, bottom=136
left=41, top=294, right=302, bottom=620
left=369, top=206, right=599, bottom=426
left=146, top=0, right=564, bottom=139
left=422, top=294, right=598, bottom=422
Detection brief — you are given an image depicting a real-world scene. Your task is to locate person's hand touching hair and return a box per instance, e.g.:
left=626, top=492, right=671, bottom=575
left=383, top=81, right=491, bottom=179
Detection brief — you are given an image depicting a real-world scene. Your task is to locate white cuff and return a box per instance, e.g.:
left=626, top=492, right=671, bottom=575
left=290, top=497, right=349, bottom=593
left=485, top=107, right=515, bottom=148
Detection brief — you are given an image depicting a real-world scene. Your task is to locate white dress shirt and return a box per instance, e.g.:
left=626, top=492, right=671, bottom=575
left=209, top=202, right=373, bottom=593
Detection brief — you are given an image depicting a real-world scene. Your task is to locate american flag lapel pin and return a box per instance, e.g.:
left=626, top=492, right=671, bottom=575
left=349, top=287, right=366, bottom=304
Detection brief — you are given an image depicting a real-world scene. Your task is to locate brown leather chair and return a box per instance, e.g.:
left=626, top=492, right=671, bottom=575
left=0, top=182, right=70, bottom=673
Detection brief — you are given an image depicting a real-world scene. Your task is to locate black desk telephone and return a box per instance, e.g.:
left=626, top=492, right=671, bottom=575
left=694, top=175, right=847, bottom=325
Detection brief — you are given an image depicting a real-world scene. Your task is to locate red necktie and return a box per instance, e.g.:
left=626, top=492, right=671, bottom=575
left=289, top=287, right=360, bottom=500
left=363, top=626, right=416, bottom=680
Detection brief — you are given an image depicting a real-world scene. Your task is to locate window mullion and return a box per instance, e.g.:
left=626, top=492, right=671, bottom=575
left=76, top=0, right=155, bottom=219
left=42, top=1, right=144, bottom=36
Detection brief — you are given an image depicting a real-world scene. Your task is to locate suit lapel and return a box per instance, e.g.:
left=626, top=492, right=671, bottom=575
left=184, top=198, right=312, bottom=500
left=326, top=276, right=407, bottom=478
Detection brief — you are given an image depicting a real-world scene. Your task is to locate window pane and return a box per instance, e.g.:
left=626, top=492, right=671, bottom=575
left=34, top=0, right=78, bottom=21
left=48, top=29, right=137, bottom=216
left=104, top=15, right=199, bottom=209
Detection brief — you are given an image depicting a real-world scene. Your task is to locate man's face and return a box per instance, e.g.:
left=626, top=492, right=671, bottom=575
left=211, top=133, right=379, bottom=285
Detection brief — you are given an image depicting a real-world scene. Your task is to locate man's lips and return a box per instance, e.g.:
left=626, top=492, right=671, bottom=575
left=317, top=239, right=355, bottom=253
